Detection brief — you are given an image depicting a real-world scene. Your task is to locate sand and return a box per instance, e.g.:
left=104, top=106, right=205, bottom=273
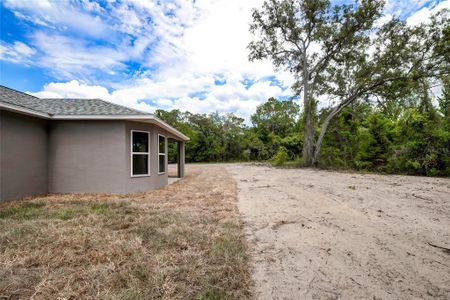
left=227, top=164, right=450, bottom=300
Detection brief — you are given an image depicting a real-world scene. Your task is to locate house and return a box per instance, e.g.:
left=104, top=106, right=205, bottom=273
left=0, top=85, right=188, bottom=202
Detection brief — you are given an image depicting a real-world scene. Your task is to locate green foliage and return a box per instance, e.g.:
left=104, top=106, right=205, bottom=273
left=156, top=95, right=449, bottom=177
left=271, top=146, right=289, bottom=166
left=318, top=102, right=449, bottom=176
left=438, top=76, right=450, bottom=117
left=251, top=97, right=300, bottom=137
left=355, top=113, right=394, bottom=171
left=387, top=108, right=450, bottom=176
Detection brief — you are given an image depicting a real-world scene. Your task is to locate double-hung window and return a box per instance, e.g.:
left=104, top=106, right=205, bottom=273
left=131, top=130, right=150, bottom=176
left=158, top=134, right=166, bottom=174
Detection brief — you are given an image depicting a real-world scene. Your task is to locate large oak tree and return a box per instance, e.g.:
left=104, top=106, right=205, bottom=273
left=248, top=0, right=449, bottom=166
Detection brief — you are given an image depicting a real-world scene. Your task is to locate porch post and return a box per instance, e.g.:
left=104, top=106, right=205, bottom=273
left=177, top=141, right=185, bottom=178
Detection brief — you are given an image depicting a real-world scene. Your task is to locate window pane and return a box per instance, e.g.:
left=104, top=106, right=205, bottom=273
left=133, top=154, right=148, bottom=175
left=133, top=132, right=148, bottom=152
left=159, top=154, right=165, bottom=173
left=159, top=135, right=166, bottom=154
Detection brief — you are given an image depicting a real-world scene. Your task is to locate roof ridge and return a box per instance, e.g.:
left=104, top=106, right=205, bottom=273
left=0, top=85, right=39, bottom=99
left=40, top=97, right=153, bottom=115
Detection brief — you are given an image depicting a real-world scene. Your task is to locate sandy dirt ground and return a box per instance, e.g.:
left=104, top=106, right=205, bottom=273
left=227, top=164, right=450, bottom=300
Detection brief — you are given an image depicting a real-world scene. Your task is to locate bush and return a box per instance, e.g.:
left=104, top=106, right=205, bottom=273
left=271, top=146, right=289, bottom=166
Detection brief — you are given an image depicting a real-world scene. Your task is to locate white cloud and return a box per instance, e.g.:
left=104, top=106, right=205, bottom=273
left=406, top=0, right=450, bottom=25
left=0, top=41, right=36, bottom=64
left=30, top=73, right=288, bottom=121
left=20, top=0, right=295, bottom=121
left=384, top=0, right=433, bottom=19
left=81, top=0, right=104, bottom=13
left=4, top=0, right=113, bottom=39
left=30, top=31, right=127, bottom=78
left=31, top=80, right=110, bottom=99
left=13, top=41, right=36, bottom=56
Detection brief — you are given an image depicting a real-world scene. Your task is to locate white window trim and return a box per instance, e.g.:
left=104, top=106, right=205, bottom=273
left=131, top=130, right=151, bottom=177
left=158, top=134, right=167, bottom=175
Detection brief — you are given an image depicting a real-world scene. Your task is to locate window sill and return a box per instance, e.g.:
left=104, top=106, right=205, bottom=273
left=131, top=174, right=151, bottom=178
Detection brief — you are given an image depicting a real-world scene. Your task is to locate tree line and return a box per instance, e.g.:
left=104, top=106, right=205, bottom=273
left=157, top=0, right=449, bottom=177
left=156, top=78, right=449, bottom=176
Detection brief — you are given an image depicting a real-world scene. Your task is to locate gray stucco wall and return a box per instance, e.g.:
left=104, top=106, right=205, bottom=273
left=48, top=120, right=127, bottom=193
left=48, top=120, right=170, bottom=194
left=0, top=115, right=176, bottom=200
left=0, top=110, right=48, bottom=202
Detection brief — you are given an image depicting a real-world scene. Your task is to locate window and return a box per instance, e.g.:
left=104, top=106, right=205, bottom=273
left=158, top=134, right=166, bottom=174
left=131, top=130, right=150, bottom=176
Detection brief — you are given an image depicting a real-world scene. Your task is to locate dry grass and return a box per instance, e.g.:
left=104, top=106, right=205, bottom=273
left=0, top=165, right=252, bottom=300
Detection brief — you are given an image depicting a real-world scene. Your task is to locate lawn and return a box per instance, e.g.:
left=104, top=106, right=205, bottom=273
left=0, top=165, right=251, bottom=299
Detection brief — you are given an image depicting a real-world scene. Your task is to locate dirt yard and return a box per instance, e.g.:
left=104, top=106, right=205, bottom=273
left=0, top=165, right=251, bottom=299
left=227, top=164, right=450, bottom=300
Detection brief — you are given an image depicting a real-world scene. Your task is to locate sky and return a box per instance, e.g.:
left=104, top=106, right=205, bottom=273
left=0, top=0, right=449, bottom=120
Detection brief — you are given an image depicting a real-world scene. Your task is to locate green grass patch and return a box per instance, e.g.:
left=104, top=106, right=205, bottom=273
left=212, top=221, right=246, bottom=260
left=196, top=289, right=226, bottom=300
left=50, top=207, right=86, bottom=220
left=0, top=201, right=128, bottom=222
left=0, top=202, right=46, bottom=220
left=90, top=203, right=111, bottom=215
left=270, top=156, right=305, bottom=168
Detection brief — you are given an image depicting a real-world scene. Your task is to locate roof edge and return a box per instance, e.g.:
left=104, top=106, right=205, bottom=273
left=0, top=85, right=40, bottom=99
left=52, top=115, right=189, bottom=141
left=0, top=102, right=51, bottom=119
left=0, top=103, right=189, bottom=141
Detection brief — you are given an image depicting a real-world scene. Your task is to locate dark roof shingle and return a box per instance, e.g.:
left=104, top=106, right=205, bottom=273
left=0, top=85, right=151, bottom=116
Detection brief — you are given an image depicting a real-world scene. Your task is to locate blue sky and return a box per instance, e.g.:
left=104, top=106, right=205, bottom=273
left=1, top=0, right=448, bottom=119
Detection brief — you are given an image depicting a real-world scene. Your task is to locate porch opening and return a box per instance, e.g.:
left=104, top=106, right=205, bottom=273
left=168, top=139, right=185, bottom=180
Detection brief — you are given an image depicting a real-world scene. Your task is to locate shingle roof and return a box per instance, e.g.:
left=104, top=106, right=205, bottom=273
left=0, top=85, right=189, bottom=141
left=0, top=85, right=151, bottom=116
left=38, top=98, right=152, bottom=115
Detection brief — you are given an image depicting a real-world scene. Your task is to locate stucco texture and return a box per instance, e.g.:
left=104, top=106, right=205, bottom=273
left=1, top=111, right=182, bottom=201
left=0, top=110, right=48, bottom=202
left=48, top=120, right=171, bottom=194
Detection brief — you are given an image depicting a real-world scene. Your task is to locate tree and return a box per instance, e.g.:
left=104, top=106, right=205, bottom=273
left=251, top=97, right=300, bottom=137
left=313, top=11, right=449, bottom=164
left=222, top=113, right=247, bottom=161
left=249, top=0, right=383, bottom=166
left=249, top=0, right=449, bottom=166
left=438, top=76, right=450, bottom=118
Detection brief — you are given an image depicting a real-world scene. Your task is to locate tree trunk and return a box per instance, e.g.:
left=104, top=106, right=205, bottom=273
left=302, top=52, right=315, bottom=166
left=312, top=96, right=356, bottom=165
left=311, top=107, right=339, bottom=165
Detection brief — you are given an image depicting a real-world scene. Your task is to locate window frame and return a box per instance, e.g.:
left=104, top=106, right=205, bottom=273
left=131, top=130, right=151, bottom=177
left=158, top=134, right=167, bottom=175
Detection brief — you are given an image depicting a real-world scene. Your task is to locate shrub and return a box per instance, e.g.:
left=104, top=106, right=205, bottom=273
left=271, top=146, right=289, bottom=166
